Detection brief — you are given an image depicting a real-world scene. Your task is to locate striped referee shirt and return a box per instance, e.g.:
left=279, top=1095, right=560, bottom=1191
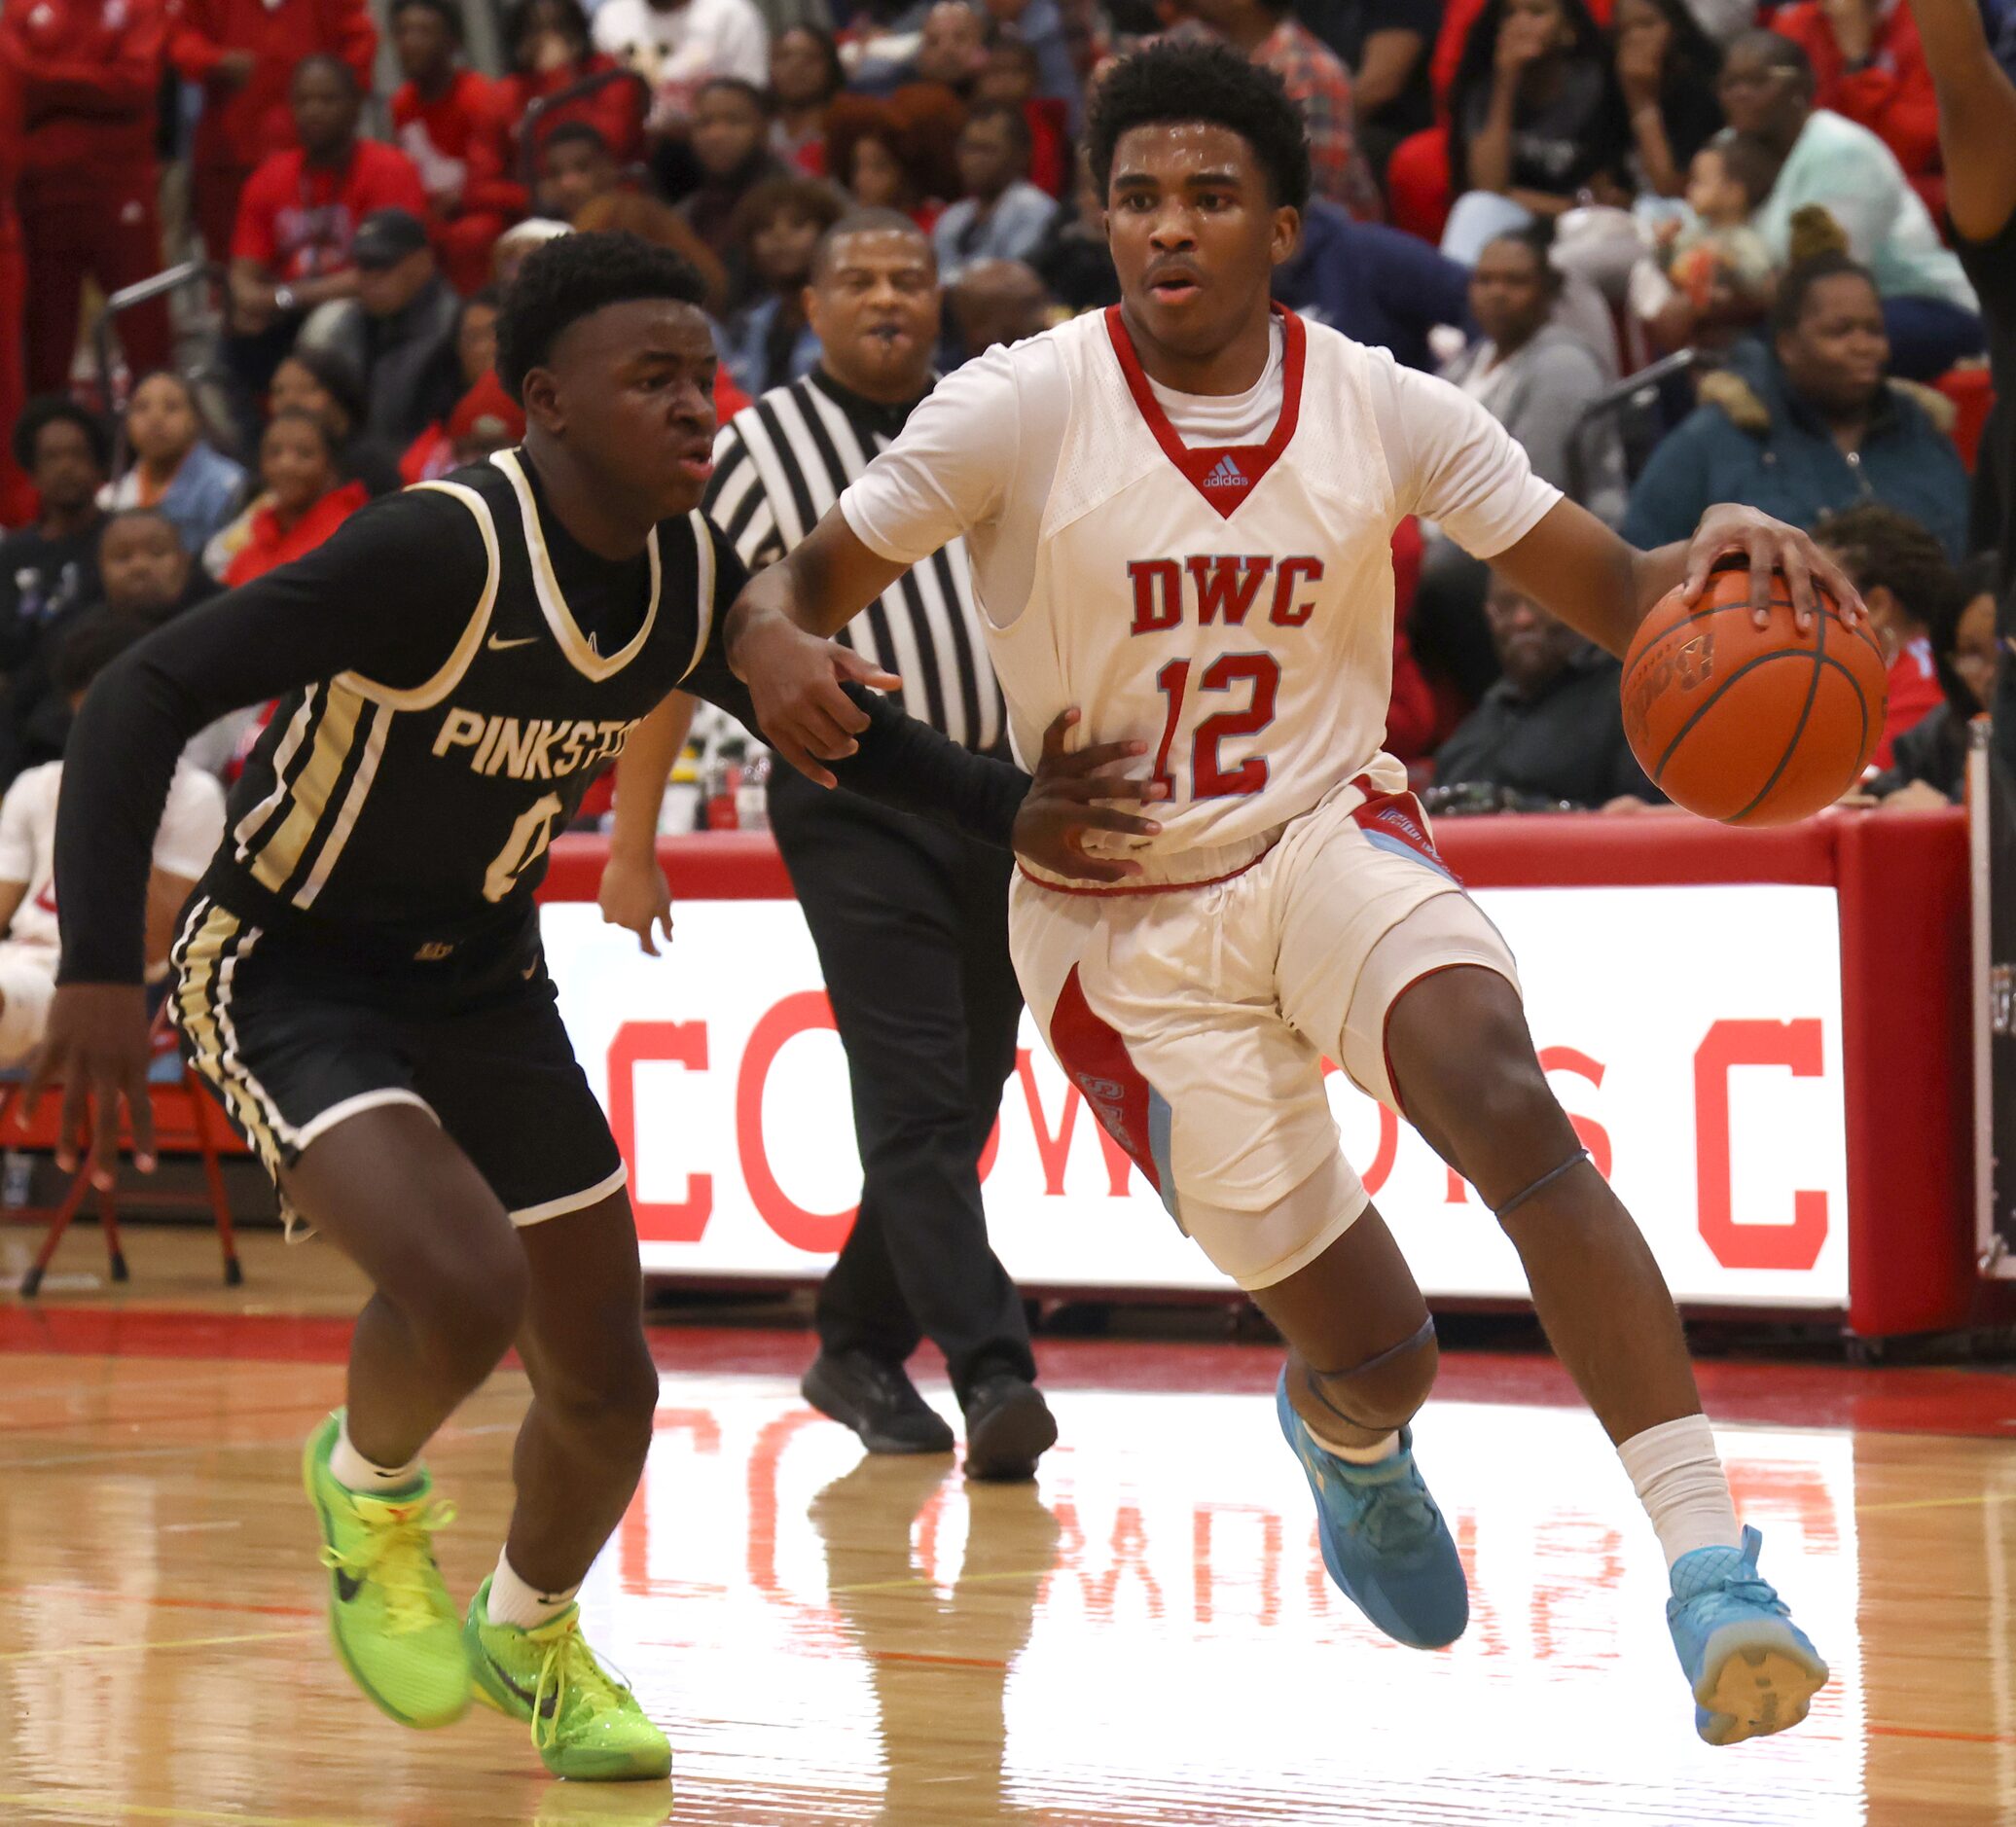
left=703, top=367, right=1006, bottom=754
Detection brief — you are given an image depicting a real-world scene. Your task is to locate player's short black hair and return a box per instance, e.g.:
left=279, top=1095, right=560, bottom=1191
left=495, top=230, right=709, bottom=400
left=1086, top=41, right=1311, bottom=214
left=539, top=120, right=612, bottom=164
left=13, top=395, right=112, bottom=475
left=53, top=611, right=141, bottom=700
left=390, top=0, right=464, bottom=41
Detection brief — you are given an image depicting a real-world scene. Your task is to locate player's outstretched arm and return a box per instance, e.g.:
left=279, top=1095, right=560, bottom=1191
left=723, top=510, right=912, bottom=788
left=37, top=491, right=487, bottom=1188
left=1910, top=0, right=2016, bottom=241
left=1489, top=498, right=1866, bottom=660
left=599, top=690, right=696, bottom=956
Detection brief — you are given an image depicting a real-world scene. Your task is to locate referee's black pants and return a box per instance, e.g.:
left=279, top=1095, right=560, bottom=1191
left=769, top=765, right=1036, bottom=1404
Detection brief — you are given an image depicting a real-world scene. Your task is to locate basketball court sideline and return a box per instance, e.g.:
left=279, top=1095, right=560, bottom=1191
left=1, top=1231, right=2012, bottom=1827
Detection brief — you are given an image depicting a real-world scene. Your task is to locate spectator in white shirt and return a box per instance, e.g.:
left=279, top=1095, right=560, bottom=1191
left=0, top=615, right=226, bottom=1064
left=592, top=0, right=770, bottom=122
left=932, top=102, right=1057, bottom=280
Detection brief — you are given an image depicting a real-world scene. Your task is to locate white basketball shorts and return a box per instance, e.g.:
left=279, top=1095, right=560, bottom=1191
left=1010, top=776, right=1520, bottom=1290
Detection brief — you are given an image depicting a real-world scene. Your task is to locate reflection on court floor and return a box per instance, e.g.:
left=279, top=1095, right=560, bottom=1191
left=0, top=1356, right=2011, bottom=1826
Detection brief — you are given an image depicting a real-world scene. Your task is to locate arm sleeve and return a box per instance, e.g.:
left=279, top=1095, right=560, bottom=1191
left=680, top=524, right=1029, bottom=844
left=837, top=343, right=1026, bottom=565
left=1378, top=359, right=1563, bottom=556
left=55, top=490, right=491, bottom=985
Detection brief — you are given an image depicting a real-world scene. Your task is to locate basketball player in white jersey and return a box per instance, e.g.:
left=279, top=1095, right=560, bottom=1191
left=711, top=42, right=1849, bottom=1743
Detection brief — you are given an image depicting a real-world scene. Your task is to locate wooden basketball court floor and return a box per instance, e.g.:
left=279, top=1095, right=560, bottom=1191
left=2, top=1232, right=2014, bottom=1827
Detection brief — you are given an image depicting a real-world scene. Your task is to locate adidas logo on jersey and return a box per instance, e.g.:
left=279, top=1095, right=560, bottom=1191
left=1203, top=454, right=1246, bottom=489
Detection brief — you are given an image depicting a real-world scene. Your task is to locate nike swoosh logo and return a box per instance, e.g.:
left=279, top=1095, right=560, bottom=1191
left=335, top=1569, right=364, bottom=1602
left=485, top=1650, right=557, bottom=1717
left=487, top=633, right=539, bottom=652
left=521, top=960, right=539, bottom=980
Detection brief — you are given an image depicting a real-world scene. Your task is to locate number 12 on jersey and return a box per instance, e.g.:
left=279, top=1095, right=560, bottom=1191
left=1151, top=653, right=1280, bottom=801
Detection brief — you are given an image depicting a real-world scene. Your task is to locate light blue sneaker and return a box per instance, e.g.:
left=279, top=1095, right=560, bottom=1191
left=1668, top=1525, right=1828, bottom=1745
left=1275, top=1370, right=1467, bottom=1649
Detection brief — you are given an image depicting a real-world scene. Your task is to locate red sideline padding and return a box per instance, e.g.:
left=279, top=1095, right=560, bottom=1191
left=543, top=806, right=2008, bottom=1338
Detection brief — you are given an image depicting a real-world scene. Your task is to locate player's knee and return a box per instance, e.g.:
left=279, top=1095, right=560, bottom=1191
left=1302, top=1326, right=1438, bottom=1435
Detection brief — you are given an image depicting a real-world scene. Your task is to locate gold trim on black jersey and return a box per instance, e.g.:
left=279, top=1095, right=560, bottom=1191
left=337, top=478, right=503, bottom=712
left=493, top=448, right=664, bottom=681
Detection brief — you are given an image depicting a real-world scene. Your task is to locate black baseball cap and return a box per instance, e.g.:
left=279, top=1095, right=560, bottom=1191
left=352, top=208, right=431, bottom=270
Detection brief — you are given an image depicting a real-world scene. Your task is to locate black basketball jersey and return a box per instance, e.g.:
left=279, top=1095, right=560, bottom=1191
left=211, top=450, right=724, bottom=946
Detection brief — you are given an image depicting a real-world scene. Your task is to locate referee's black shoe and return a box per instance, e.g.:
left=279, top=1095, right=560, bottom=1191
left=961, top=1371, right=1058, bottom=1482
left=802, top=1349, right=955, bottom=1454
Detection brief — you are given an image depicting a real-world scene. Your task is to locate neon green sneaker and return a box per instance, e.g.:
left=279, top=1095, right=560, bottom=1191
left=465, top=1576, right=672, bottom=1782
left=301, top=1411, right=469, bottom=1730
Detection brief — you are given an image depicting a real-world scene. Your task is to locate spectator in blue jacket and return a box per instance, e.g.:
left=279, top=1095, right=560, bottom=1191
left=1272, top=197, right=1471, bottom=370
left=1622, top=247, right=1969, bottom=556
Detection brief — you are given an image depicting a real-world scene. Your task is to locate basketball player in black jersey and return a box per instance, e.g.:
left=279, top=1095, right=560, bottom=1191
left=31, top=233, right=1159, bottom=1784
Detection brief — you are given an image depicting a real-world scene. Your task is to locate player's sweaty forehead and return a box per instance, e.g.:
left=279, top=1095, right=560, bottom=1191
left=1108, top=121, right=1264, bottom=197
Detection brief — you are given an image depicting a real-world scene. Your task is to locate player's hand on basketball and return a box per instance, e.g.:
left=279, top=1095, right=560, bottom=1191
left=598, top=848, right=674, bottom=956
left=1013, top=710, right=1170, bottom=884
left=19, top=984, right=156, bottom=1190
left=731, top=606, right=902, bottom=790
left=1679, top=506, right=1865, bottom=633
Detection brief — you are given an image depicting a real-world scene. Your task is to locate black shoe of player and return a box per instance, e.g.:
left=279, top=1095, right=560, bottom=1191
left=802, top=1350, right=955, bottom=1454
left=961, top=1373, right=1058, bottom=1482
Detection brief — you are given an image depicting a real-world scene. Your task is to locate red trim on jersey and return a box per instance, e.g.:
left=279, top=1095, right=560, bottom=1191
left=1102, top=304, right=1307, bottom=520
left=1016, top=847, right=1272, bottom=897
left=1047, top=964, right=1164, bottom=1195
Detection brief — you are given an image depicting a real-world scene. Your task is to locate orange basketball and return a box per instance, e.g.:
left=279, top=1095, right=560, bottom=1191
left=1620, top=558, right=1888, bottom=826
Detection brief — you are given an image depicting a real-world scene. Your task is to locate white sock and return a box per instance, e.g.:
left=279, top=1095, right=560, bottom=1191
left=1617, top=1414, right=1742, bottom=1568
left=329, top=1416, right=421, bottom=1496
left=487, top=1550, right=580, bottom=1630
left=1306, top=1420, right=1400, bottom=1465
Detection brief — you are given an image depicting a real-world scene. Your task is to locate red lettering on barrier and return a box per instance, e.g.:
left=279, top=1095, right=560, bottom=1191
left=738, top=991, right=857, bottom=1254
left=1538, top=1046, right=1612, bottom=1180
left=607, top=1021, right=713, bottom=1242
left=977, top=1116, right=1002, bottom=1183
left=1693, top=1019, right=1828, bottom=1271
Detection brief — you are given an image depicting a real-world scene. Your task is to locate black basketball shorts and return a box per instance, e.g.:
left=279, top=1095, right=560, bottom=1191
left=167, top=893, right=626, bottom=1237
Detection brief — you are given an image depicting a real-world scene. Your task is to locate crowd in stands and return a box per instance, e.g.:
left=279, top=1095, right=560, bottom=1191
left=0, top=0, right=1998, bottom=924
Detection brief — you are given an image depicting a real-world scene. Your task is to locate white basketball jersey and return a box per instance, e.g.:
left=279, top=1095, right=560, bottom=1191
left=987, top=308, right=1409, bottom=883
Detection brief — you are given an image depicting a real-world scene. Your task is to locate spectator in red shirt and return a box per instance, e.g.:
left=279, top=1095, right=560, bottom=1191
left=390, top=0, right=523, bottom=294
left=222, top=407, right=368, bottom=587
left=974, top=31, right=1069, bottom=196
left=1770, top=0, right=1941, bottom=183
left=493, top=0, right=647, bottom=176
left=769, top=24, right=843, bottom=175
left=226, top=55, right=428, bottom=411
left=1, top=0, right=171, bottom=394
left=169, top=0, right=377, bottom=265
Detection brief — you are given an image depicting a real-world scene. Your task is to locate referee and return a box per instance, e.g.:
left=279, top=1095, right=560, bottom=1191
left=704, top=209, right=1055, bottom=1481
